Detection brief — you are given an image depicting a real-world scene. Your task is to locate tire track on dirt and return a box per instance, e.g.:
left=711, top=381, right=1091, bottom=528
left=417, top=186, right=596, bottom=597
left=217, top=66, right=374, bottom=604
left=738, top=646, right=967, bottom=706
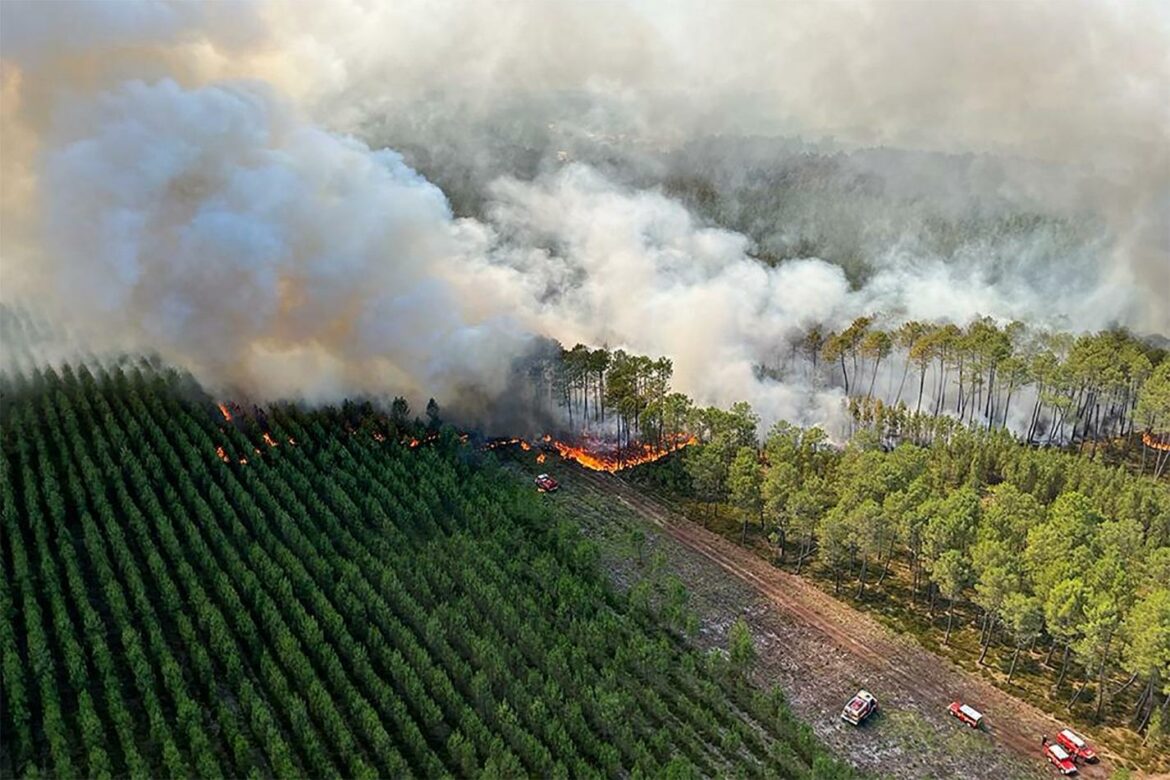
left=572, top=468, right=1113, bottom=778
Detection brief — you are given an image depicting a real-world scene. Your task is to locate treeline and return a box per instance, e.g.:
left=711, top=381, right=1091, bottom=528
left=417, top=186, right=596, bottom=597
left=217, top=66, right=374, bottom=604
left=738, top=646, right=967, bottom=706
left=648, top=419, right=1169, bottom=754
left=0, top=361, right=855, bottom=779
left=532, top=345, right=694, bottom=449
left=534, top=317, right=1170, bottom=476
left=790, top=317, right=1169, bottom=448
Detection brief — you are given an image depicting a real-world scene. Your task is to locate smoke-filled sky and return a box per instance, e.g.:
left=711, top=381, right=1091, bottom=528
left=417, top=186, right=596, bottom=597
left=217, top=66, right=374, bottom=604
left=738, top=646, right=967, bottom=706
left=1, top=0, right=1167, bottom=427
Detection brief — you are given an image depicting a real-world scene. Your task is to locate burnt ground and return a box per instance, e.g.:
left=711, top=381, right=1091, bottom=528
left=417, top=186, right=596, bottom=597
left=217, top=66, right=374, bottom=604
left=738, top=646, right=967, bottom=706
left=517, top=458, right=1127, bottom=779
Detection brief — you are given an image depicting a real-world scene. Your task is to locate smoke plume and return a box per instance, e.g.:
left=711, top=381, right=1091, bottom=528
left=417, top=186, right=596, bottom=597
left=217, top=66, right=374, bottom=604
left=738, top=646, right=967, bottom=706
left=1, top=0, right=1166, bottom=430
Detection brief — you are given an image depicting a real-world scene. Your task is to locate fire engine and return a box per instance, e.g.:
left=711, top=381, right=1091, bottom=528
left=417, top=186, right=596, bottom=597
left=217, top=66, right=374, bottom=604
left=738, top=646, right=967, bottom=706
left=1055, top=728, right=1097, bottom=763
left=840, top=690, right=878, bottom=725
left=534, top=473, right=559, bottom=493
left=1043, top=741, right=1078, bottom=775
left=947, top=701, right=983, bottom=728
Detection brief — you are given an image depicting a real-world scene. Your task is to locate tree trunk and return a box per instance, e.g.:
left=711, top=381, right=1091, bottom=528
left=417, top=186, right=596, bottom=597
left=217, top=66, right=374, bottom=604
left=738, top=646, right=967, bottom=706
left=956, top=360, right=965, bottom=418
left=1112, top=671, right=1139, bottom=696
left=1044, top=639, right=1057, bottom=667
left=876, top=542, right=894, bottom=588
left=1007, top=645, right=1022, bottom=683
left=916, top=365, right=927, bottom=415
left=978, top=614, right=994, bottom=666
left=856, top=555, right=868, bottom=599
left=867, top=357, right=882, bottom=399
left=1067, top=672, right=1090, bottom=710
left=910, top=554, right=920, bottom=600
left=944, top=600, right=955, bottom=644
left=895, top=361, right=911, bottom=406
left=1095, top=636, right=1114, bottom=721
left=1134, top=677, right=1154, bottom=728
left=984, top=364, right=996, bottom=422
left=1027, top=390, right=1044, bottom=444
left=1001, top=381, right=1015, bottom=430
left=1054, top=643, right=1071, bottom=691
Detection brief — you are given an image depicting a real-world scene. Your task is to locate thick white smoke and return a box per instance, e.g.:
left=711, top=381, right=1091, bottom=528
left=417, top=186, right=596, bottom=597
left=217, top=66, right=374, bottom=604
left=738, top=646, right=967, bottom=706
left=1, top=0, right=1166, bottom=431
left=33, top=77, right=531, bottom=404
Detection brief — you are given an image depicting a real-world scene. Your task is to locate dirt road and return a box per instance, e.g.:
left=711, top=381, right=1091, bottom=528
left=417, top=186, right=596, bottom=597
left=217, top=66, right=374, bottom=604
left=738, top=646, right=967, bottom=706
left=567, top=467, right=1115, bottom=779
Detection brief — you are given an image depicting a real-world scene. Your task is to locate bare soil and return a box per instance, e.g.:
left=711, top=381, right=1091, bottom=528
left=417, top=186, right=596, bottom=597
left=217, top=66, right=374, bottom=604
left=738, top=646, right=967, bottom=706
left=549, top=463, right=1125, bottom=779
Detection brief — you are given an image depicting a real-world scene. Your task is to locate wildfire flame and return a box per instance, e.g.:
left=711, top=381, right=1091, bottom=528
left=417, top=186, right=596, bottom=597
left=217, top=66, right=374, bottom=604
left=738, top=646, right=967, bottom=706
left=216, top=446, right=230, bottom=463
left=1142, top=430, right=1170, bottom=452
left=217, top=403, right=232, bottom=422
left=552, top=434, right=697, bottom=473
left=262, top=432, right=278, bottom=448
left=408, top=438, right=420, bottom=448
left=482, top=433, right=694, bottom=472
left=373, top=431, right=386, bottom=442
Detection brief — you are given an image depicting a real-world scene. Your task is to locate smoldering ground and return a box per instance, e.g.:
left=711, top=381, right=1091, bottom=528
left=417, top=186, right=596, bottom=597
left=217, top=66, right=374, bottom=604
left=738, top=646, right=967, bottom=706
left=1, top=0, right=1165, bottom=433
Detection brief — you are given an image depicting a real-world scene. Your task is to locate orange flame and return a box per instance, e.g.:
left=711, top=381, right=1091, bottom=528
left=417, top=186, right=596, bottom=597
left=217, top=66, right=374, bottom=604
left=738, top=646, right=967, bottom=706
left=1142, top=430, right=1170, bottom=452
left=372, top=431, right=386, bottom=442
left=217, top=403, right=233, bottom=422
left=409, top=438, right=420, bottom=448
left=262, top=432, right=278, bottom=448
left=536, top=452, right=547, bottom=464
left=552, top=434, right=697, bottom=473
left=216, top=446, right=230, bottom=463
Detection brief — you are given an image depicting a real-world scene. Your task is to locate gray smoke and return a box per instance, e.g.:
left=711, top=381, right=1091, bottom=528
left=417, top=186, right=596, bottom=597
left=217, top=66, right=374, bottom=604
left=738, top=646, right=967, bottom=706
left=1, top=0, right=1166, bottom=431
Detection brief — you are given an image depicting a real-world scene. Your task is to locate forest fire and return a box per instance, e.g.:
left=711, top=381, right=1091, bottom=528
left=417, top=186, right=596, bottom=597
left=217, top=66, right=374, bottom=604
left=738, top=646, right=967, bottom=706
left=209, top=394, right=694, bottom=473
left=551, top=434, right=697, bottom=473
left=485, top=433, right=695, bottom=472
left=1141, top=430, right=1170, bottom=452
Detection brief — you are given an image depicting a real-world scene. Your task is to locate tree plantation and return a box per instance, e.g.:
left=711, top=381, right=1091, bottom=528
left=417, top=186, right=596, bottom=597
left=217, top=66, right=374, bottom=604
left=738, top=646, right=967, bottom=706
left=0, top=363, right=855, bottom=779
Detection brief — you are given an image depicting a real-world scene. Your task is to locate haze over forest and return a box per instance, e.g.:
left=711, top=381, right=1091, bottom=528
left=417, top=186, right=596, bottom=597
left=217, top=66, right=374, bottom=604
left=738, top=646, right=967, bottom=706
left=2, top=0, right=1167, bottom=431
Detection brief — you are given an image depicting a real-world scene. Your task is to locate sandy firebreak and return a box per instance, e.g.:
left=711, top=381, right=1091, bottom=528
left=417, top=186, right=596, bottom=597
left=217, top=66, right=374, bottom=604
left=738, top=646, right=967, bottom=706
left=556, top=465, right=1122, bottom=779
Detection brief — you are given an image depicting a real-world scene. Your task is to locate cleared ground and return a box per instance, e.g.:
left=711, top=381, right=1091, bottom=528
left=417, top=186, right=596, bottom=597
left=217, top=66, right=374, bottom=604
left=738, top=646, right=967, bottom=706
left=536, top=459, right=1122, bottom=779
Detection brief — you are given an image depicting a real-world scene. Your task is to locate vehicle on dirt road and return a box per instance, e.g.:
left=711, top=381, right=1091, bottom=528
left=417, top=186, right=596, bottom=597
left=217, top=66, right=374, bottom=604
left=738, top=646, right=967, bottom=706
left=947, top=701, right=984, bottom=729
left=840, top=690, right=878, bottom=725
left=1055, top=728, right=1097, bottom=763
left=534, top=473, right=559, bottom=492
left=1043, top=741, right=1078, bottom=775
